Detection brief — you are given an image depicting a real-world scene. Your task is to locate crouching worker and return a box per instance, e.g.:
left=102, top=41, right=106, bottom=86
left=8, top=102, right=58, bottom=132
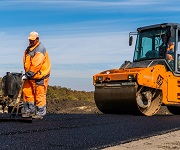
left=22, top=31, right=51, bottom=119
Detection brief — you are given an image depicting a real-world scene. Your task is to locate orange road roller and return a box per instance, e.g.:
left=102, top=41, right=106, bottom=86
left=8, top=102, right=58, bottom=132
left=93, top=23, right=180, bottom=116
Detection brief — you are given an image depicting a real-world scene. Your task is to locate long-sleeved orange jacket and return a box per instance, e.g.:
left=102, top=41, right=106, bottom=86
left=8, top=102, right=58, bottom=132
left=23, top=41, right=51, bottom=79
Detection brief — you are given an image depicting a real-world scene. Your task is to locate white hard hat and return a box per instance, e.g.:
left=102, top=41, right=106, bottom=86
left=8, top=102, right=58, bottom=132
left=28, top=31, right=39, bottom=40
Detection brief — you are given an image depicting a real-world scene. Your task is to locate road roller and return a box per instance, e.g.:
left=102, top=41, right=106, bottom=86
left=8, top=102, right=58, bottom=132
left=93, top=23, right=180, bottom=116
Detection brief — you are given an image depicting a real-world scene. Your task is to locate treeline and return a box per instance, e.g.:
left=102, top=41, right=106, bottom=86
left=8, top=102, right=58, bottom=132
left=47, top=85, right=94, bottom=102
left=0, top=76, right=94, bottom=102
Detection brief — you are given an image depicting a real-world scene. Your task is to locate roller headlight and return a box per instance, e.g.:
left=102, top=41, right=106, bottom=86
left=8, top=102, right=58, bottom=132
left=128, top=74, right=134, bottom=81
left=97, top=76, right=103, bottom=82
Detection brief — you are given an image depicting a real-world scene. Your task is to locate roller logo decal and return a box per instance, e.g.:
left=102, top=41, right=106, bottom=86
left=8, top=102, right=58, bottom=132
left=156, top=75, right=163, bottom=87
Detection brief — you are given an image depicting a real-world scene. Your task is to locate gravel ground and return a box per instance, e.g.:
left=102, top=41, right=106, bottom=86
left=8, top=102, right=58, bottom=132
left=47, top=99, right=171, bottom=115
left=104, top=130, right=180, bottom=150
left=47, top=99, right=101, bottom=114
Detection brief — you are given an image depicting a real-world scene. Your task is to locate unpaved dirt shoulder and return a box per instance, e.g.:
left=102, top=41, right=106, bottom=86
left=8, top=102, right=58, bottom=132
left=104, top=129, right=180, bottom=150
left=47, top=99, right=101, bottom=114
left=47, top=100, right=171, bottom=115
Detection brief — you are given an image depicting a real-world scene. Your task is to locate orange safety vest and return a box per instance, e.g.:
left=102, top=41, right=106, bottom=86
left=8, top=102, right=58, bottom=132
left=167, top=42, right=174, bottom=51
left=23, top=41, right=51, bottom=79
left=166, top=42, right=174, bottom=60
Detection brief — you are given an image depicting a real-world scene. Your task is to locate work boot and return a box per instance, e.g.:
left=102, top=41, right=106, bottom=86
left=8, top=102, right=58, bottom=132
left=22, top=112, right=35, bottom=118
left=32, top=114, right=43, bottom=119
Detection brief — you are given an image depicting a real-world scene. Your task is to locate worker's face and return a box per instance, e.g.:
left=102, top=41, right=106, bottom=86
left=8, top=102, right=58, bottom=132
left=161, top=36, right=167, bottom=43
left=29, top=38, right=38, bottom=47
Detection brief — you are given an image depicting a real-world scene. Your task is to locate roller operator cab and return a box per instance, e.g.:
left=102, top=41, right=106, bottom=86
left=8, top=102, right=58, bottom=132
left=93, top=23, right=180, bottom=116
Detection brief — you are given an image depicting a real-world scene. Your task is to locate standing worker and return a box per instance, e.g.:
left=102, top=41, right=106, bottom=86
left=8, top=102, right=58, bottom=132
left=22, top=31, right=51, bottom=119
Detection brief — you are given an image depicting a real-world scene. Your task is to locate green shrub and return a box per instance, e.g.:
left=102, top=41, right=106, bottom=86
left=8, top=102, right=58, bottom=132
left=47, top=85, right=94, bottom=101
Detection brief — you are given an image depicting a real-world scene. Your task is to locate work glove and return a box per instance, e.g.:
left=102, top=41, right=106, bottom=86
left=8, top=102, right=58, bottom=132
left=22, top=75, right=27, bottom=81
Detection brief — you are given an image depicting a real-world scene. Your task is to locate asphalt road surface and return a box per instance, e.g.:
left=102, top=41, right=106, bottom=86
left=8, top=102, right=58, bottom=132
left=0, top=113, right=180, bottom=150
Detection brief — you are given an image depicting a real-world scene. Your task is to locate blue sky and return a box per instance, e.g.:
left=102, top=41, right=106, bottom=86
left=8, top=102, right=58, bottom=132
left=0, top=0, right=180, bottom=91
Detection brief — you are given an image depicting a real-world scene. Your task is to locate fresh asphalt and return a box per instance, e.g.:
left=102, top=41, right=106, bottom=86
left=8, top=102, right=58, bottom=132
left=0, top=113, right=179, bottom=150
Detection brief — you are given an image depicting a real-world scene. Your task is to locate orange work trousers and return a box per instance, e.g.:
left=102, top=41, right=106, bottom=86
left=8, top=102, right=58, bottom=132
left=22, top=77, right=49, bottom=107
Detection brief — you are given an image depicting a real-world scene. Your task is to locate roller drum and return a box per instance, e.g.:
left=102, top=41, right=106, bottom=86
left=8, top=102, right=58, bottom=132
left=94, top=85, right=140, bottom=114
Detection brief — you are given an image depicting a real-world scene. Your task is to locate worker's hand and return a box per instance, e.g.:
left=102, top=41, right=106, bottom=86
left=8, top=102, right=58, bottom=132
left=22, top=75, right=27, bottom=81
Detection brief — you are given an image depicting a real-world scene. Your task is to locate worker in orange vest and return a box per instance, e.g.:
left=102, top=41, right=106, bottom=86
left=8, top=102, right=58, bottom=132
left=166, top=41, right=174, bottom=61
left=22, top=31, right=51, bottom=119
left=160, top=34, right=174, bottom=61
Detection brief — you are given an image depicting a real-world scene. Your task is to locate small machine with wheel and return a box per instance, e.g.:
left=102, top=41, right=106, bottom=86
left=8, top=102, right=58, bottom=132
left=0, top=72, right=32, bottom=122
left=1, top=72, right=23, bottom=113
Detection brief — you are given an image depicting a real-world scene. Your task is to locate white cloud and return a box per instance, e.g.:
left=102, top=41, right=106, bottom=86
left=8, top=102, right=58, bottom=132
left=41, top=0, right=162, bottom=6
left=45, top=31, right=133, bottom=65
left=0, top=0, right=174, bottom=11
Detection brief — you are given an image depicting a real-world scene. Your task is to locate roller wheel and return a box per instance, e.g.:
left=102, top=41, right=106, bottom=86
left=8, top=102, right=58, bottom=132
left=167, top=106, right=180, bottom=115
left=94, top=85, right=140, bottom=115
left=136, top=87, right=162, bottom=116
left=94, top=85, right=162, bottom=116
